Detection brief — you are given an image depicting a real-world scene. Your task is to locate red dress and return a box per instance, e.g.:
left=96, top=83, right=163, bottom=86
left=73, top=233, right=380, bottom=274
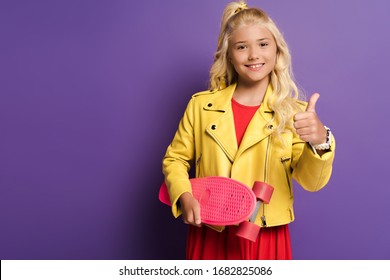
left=185, top=98, right=292, bottom=260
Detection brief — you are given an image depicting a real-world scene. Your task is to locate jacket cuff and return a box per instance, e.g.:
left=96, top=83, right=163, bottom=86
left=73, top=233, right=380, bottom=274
left=169, top=180, right=192, bottom=218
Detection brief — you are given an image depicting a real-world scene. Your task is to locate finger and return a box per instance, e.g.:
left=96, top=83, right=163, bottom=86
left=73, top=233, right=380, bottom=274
left=293, top=112, right=304, bottom=122
left=294, top=119, right=307, bottom=129
left=184, top=212, right=197, bottom=226
left=299, top=135, right=312, bottom=143
left=294, top=118, right=316, bottom=130
left=306, top=93, right=320, bottom=112
left=183, top=213, right=201, bottom=227
left=294, top=111, right=314, bottom=122
left=193, top=203, right=201, bottom=226
left=182, top=213, right=191, bottom=224
left=181, top=206, right=194, bottom=225
left=295, top=127, right=314, bottom=136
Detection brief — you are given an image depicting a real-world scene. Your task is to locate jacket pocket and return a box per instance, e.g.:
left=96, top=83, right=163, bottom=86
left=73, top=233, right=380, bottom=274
left=281, top=156, right=293, bottom=198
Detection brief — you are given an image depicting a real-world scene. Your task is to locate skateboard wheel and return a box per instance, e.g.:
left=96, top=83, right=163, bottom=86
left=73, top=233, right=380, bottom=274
left=252, top=181, right=274, bottom=203
left=235, top=220, right=260, bottom=242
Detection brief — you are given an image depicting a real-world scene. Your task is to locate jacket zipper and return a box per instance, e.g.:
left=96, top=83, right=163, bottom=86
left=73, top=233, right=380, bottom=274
left=195, top=153, right=202, bottom=177
left=262, top=135, right=272, bottom=227
left=196, top=153, right=202, bottom=166
left=281, top=156, right=293, bottom=198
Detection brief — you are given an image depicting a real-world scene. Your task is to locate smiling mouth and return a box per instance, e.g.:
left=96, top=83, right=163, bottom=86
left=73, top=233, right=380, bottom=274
left=246, top=63, right=265, bottom=69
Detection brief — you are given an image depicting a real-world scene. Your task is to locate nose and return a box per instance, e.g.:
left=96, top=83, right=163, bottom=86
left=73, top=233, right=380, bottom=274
left=248, top=48, right=259, bottom=61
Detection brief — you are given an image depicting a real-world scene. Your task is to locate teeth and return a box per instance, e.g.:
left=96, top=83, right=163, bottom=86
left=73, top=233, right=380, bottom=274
left=248, top=64, right=264, bottom=68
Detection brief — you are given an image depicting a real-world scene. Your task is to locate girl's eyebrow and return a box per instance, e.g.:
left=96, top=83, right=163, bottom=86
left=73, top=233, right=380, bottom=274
left=233, top=38, right=271, bottom=45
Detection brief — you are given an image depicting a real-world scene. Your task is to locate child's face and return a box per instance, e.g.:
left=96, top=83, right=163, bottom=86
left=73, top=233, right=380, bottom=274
left=228, top=24, right=277, bottom=86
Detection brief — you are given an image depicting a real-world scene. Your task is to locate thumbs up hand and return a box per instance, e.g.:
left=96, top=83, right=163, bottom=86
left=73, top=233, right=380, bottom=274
left=294, top=93, right=327, bottom=146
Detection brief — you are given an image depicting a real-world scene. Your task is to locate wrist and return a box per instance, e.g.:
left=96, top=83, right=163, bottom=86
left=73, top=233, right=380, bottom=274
left=310, top=126, right=332, bottom=151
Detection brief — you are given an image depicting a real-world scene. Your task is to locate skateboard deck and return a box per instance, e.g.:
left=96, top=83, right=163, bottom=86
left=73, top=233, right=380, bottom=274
left=159, top=176, right=256, bottom=226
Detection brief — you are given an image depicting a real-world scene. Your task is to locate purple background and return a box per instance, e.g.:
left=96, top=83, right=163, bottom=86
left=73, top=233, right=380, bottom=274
left=1, top=0, right=389, bottom=260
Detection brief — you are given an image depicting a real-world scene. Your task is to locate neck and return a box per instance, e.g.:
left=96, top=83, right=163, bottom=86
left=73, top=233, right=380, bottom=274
left=233, top=78, right=269, bottom=106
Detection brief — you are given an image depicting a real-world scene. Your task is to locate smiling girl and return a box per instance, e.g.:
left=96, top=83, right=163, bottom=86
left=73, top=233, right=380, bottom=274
left=162, top=1, right=335, bottom=260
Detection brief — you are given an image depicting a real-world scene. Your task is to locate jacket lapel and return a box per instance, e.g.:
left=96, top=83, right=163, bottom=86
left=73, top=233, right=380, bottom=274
left=204, top=83, right=276, bottom=162
left=205, top=84, right=238, bottom=162
left=237, top=85, right=275, bottom=157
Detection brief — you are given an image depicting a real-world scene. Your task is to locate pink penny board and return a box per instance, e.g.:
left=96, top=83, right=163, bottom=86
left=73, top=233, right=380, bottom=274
left=159, top=177, right=256, bottom=226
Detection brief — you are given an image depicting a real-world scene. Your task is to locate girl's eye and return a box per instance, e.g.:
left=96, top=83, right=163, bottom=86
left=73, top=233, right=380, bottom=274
left=237, top=45, right=246, bottom=50
left=260, top=42, right=269, bottom=47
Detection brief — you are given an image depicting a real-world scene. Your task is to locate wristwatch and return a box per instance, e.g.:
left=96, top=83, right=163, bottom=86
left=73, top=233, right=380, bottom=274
left=311, top=126, right=332, bottom=150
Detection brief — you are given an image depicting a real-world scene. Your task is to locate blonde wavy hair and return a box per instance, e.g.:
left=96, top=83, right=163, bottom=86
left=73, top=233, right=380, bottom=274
left=209, top=1, right=303, bottom=136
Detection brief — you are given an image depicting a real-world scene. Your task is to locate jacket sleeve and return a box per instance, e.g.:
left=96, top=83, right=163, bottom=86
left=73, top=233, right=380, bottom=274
left=162, top=98, right=196, bottom=218
left=290, top=131, right=336, bottom=192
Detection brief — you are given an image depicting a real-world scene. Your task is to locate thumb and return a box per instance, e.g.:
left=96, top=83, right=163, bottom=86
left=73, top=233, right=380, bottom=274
left=306, top=93, right=320, bottom=112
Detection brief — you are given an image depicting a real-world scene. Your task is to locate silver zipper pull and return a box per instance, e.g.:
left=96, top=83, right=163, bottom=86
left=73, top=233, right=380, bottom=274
left=196, top=154, right=202, bottom=166
left=261, top=215, right=267, bottom=227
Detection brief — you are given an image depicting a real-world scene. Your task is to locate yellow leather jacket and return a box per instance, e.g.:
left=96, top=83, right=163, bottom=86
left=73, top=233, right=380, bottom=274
left=162, top=84, right=335, bottom=231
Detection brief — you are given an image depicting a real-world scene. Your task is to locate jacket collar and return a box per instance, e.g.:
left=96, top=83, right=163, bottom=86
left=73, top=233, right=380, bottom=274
left=204, top=83, right=274, bottom=120
left=204, top=83, right=276, bottom=162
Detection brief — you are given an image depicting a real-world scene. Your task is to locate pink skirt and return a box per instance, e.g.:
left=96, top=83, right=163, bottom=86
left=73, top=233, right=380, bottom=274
left=186, top=224, right=292, bottom=260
